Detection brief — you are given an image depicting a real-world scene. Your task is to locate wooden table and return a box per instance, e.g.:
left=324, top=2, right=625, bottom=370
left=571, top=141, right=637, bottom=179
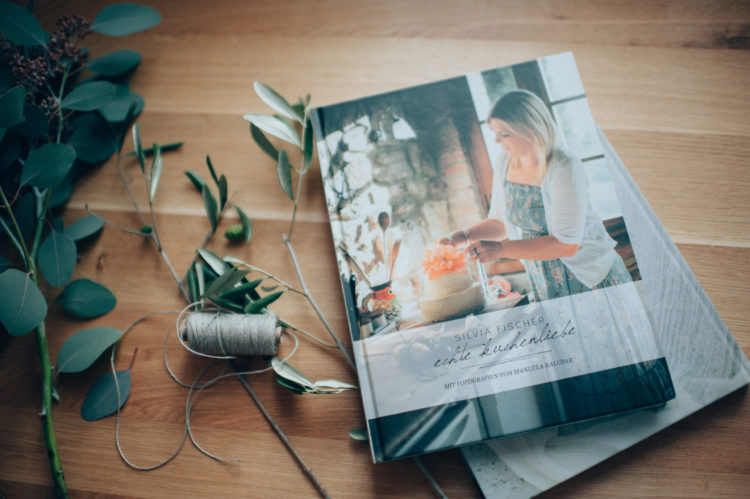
left=2, top=1, right=749, bottom=497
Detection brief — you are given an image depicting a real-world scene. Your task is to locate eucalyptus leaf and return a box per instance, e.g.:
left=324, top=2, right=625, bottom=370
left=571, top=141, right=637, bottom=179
left=201, top=184, right=218, bottom=233
left=235, top=206, right=252, bottom=243
left=61, top=81, right=116, bottom=111
left=0, top=254, right=9, bottom=272
left=64, top=215, right=104, bottom=241
left=218, top=174, right=227, bottom=210
left=270, top=357, right=316, bottom=391
left=131, top=123, right=145, bottom=172
left=348, top=428, right=369, bottom=441
left=57, top=327, right=123, bottom=373
left=67, top=113, right=117, bottom=163
left=91, top=3, right=162, bottom=37
left=98, top=86, right=144, bottom=123
left=204, top=268, right=249, bottom=298
left=184, top=170, right=206, bottom=192
left=81, top=369, right=131, bottom=421
left=0, top=1, right=48, bottom=47
left=276, top=149, right=294, bottom=200
left=243, top=113, right=300, bottom=148
left=149, top=143, right=163, bottom=200
left=38, top=230, right=76, bottom=286
left=303, top=116, right=313, bottom=168
left=20, top=143, right=76, bottom=188
left=50, top=173, right=74, bottom=208
left=198, top=248, right=228, bottom=276
left=253, top=82, right=302, bottom=124
left=205, top=155, right=219, bottom=185
left=249, top=124, right=278, bottom=161
left=87, top=49, right=142, bottom=77
left=244, top=290, right=283, bottom=314
left=0, top=133, right=20, bottom=171
left=56, top=279, right=116, bottom=319
left=0, top=268, right=47, bottom=336
left=0, top=86, right=26, bottom=128
left=9, top=103, right=48, bottom=139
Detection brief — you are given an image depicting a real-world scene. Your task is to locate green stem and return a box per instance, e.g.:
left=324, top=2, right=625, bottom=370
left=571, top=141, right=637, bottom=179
left=30, top=189, right=52, bottom=264
left=55, top=69, right=69, bottom=143
left=0, top=186, right=32, bottom=267
left=34, top=318, right=68, bottom=498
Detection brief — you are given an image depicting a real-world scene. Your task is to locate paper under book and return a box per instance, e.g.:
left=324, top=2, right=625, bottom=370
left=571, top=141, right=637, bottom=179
left=311, top=52, right=676, bottom=463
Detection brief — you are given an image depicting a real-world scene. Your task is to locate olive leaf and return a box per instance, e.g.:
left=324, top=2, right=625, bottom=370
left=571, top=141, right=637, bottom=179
left=87, top=49, right=142, bottom=77
left=243, top=113, right=300, bottom=148
left=204, top=268, right=249, bottom=298
left=57, top=327, right=123, bottom=373
left=313, top=379, right=358, bottom=393
left=249, top=124, right=278, bottom=161
left=0, top=1, right=48, bottom=47
left=275, top=377, right=305, bottom=394
left=64, top=215, right=104, bottom=242
left=56, top=279, right=116, bottom=319
left=0, top=86, right=26, bottom=128
left=218, top=278, right=263, bottom=301
left=90, top=3, right=162, bottom=37
left=20, top=143, right=76, bottom=188
left=201, top=184, right=218, bottom=232
left=303, top=116, right=314, bottom=169
left=235, top=205, right=252, bottom=243
left=38, top=230, right=76, bottom=287
left=218, top=174, right=228, bottom=211
left=198, top=248, right=228, bottom=276
left=348, top=429, right=369, bottom=441
left=184, top=171, right=206, bottom=192
left=131, top=123, right=145, bottom=172
left=81, top=369, right=131, bottom=421
left=205, top=155, right=219, bottom=185
left=276, top=149, right=294, bottom=200
left=149, top=143, right=163, bottom=200
left=244, top=290, right=283, bottom=313
left=270, top=357, right=316, bottom=392
left=0, top=269, right=47, bottom=336
left=126, top=141, right=182, bottom=157
left=61, top=81, right=116, bottom=111
left=186, top=267, right=199, bottom=303
left=253, top=82, right=302, bottom=124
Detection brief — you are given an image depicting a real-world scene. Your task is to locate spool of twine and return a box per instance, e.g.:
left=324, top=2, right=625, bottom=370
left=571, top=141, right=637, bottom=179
left=180, top=312, right=281, bottom=357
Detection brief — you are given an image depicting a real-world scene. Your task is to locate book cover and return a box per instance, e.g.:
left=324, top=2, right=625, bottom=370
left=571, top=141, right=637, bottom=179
left=311, top=52, right=675, bottom=463
left=460, top=126, right=750, bottom=497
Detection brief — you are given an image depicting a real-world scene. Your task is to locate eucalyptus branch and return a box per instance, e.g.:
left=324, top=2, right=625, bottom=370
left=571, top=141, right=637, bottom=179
left=278, top=319, right=337, bottom=349
left=55, top=68, right=69, bottom=144
left=282, top=234, right=355, bottom=370
left=29, top=190, right=52, bottom=264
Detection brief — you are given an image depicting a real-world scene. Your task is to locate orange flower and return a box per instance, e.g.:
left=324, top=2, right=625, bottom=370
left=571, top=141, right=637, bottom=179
left=422, top=245, right=467, bottom=280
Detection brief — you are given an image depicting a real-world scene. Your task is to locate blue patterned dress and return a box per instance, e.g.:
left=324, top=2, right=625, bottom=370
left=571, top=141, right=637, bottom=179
left=504, top=180, right=631, bottom=301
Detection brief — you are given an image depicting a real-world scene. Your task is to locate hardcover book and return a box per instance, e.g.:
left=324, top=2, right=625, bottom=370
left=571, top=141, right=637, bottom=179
left=311, top=52, right=676, bottom=463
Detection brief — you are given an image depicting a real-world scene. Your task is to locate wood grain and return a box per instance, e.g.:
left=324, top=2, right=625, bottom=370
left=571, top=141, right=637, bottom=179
left=1, top=1, right=749, bottom=497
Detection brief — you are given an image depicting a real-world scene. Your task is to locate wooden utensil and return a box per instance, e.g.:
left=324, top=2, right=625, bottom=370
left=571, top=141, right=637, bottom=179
left=388, top=239, right=401, bottom=280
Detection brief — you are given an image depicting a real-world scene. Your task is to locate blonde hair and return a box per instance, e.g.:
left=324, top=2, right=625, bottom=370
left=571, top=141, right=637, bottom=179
left=487, top=90, right=559, bottom=180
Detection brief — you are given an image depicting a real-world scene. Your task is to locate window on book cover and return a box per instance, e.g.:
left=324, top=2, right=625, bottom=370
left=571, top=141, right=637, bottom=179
left=539, top=52, right=585, bottom=102
left=551, top=98, right=603, bottom=160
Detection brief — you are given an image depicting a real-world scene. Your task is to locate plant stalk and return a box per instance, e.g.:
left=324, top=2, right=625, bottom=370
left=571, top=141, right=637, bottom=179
left=35, top=319, right=68, bottom=498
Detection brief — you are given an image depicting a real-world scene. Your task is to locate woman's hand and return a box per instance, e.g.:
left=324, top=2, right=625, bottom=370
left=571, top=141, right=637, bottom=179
left=467, top=240, right=506, bottom=263
left=439, top=230, right=468, bottom=247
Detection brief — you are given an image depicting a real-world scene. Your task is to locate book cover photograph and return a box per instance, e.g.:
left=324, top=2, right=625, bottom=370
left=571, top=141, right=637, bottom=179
left=311, top=53, right=676, bottom=463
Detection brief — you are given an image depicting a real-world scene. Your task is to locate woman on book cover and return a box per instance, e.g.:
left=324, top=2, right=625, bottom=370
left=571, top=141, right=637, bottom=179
left=441, top=89, right=630, bottom=301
